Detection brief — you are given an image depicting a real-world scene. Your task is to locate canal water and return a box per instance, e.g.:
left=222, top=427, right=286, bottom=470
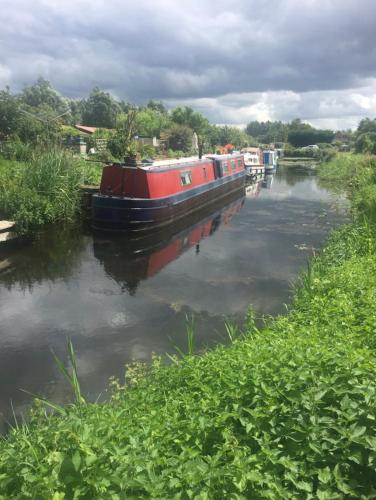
left=0, top=169, right=347, bottom=426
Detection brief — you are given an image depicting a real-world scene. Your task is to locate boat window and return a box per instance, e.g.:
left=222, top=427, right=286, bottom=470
left=237, top=159, right=242, bottom=168
left=203, top=167, right=207, bottom=178
left=231, top=160, right=236, bottom=171
left=222, top=162, right=228, bottom=174
left=181, top=170, right=192, bottom=186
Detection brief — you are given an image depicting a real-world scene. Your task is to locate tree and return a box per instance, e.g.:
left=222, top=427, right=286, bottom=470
left=171, top=106, right=209, bottom=133
left=107, top=110, right=138, bottom=159
left=0, top=88, right=22, bottom=138
left=354, top=119, right=376, bottom=154
left=170, top=106, right=212, bottom=156
left=246, top=120, right=288, bottom=144
left=81, top=88, right=120, bottom=128
left=357, top=118, right=376, bottom=134
left=67, top=99, right=84, bottom=126
left=0, top=88, right=51, bottom=144
left=287, top=120, right=334, bottom=147
left=167, top=124, right=193, bottom=152
left=20, top=77, right=68, bottom=115
left=209, top=125, right=252, bottom=149
left=355, top=133, right=376, bottom=154
left=146, top=100, right=167, bottom=115
left=135, top=108, right=170, bottom=137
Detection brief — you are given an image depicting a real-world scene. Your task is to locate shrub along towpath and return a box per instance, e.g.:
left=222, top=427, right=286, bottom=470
left=1, top=154, right=376, bottom=498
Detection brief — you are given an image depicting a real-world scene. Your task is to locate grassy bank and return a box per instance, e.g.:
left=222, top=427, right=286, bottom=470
left=0, top=149, right=101, bottom=232
left=319, top=153, right=376, bottom=222
left=1, top=154, right=376, bottom=498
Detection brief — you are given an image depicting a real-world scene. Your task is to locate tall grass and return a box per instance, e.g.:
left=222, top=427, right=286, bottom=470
left=0, top=148, right=101, bottom=232
left=319, top=152, right=376, bottom=222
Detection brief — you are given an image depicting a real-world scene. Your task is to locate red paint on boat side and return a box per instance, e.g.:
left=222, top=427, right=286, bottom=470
left=146, top=160, right=215, bottom=198
left=99, top=155, right=245, bottom=200
left=147, top=240, right=182, bottom=277
left=145, top=198, right=243, bottom=277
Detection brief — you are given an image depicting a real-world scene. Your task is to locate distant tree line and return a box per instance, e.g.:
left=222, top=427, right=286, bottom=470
left=2, top=77, right=372, bottom=158
left=246, top=118, right=335, bottom=147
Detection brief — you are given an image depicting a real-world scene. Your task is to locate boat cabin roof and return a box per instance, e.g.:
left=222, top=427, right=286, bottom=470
left=141, top=157, right=209, bottom=172
left=138, top=153, right=243, bottom=173
left=205, top=153, right=243, bottom=161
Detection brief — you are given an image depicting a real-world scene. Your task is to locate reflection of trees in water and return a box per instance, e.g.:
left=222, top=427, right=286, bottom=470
left=0, top=224, right=86, bottom=290
left=278, top=167, right=316, bottom=187
left=316, top=176, right=344, bottom=195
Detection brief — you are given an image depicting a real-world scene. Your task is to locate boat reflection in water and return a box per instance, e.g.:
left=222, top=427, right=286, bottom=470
left=262, top=174, right=275, bottom=189
left=245, top=179, right=262, bottom=198
left=93, top=188, right=246, bottom=295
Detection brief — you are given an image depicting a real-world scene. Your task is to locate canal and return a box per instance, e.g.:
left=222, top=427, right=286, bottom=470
left=0, top=168, right=348, bottom=426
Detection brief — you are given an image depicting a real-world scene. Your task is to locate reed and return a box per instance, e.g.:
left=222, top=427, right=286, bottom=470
left=0, top=148, right=101, bottom=231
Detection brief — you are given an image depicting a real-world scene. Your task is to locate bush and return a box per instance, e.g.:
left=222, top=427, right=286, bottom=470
left=0, top=137, right=35, bottom=161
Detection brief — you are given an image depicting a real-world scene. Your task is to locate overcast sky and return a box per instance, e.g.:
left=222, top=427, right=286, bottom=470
left=1, top=0, right=375, bottom=129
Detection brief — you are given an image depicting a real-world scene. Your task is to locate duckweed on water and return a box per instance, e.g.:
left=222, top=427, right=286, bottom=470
left=0, top=154, right=376, bottom=497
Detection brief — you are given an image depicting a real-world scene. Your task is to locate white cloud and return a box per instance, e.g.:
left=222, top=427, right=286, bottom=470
left=0, top=0, right=375, bottom=128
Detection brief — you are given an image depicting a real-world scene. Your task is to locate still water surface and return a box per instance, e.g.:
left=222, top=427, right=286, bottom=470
left=0, top=169, right=347, bottom=425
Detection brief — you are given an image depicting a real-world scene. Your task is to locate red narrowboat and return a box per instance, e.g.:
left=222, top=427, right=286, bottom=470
left=92, top=154, right=246, bottom=231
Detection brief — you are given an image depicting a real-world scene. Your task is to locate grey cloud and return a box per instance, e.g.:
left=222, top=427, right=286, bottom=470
left=0, top=0, right=375, bottom=127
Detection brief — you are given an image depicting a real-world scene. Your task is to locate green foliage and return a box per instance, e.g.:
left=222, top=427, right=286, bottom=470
left=171, top=106, right=209, bottom=134
left=20, top=77, right=68, bottom=116
left=107, top=110, right=138, bottom=159
left=357, top=118, right=376, bottom=134
left=0, top=149, right=101, bottom=231
left=0, top=88, right=22, bottom=139
left=288, top=127, right=334, bottom=147
left=145, top=99, right=168, bottom=114
left=81, top=87, right=120, bottom=128
left=1, top=138, right=35, bottom=162
left=166, top=123, right=194, bottom=152
left=135, top=108, right=170, bottom=137
left=209, top=125, right=252, bottom=149
left=355, top=132, right=376, bottom=154
left=319, top=153, right=376, bottom=196
left=351, top=118, right=376, bottom=155
left=246, top=120, right=288, bottom=143
left=139, top=144, right=156, bottom=159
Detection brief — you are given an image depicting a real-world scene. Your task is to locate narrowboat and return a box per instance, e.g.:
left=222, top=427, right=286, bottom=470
left=241, top=147, right=265, bottom=178
left=263, top=150, right=278, bottom=173
left=92, top=153, right=246, bottom=231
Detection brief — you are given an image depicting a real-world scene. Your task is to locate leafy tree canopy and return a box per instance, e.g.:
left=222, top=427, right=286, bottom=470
left=146, top=100, right=168, bottom=115
left=0, top=88, right=22, bottom=138
left=20, top=77, right=68, bottom=116
left=357, top=118, right=376, bottom=134
left=171, top=106, right=209, bottom=135
left=246, top=120, right=288, bottom=144
left=135, top=108, right=170, bottom=137
left=166, top=123, right=194, bottom=152
left=81, top=87, right=120, bottom=128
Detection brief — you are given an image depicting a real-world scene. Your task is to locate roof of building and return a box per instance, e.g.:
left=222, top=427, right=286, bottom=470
left=74, top=125, right=97, bottom=134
